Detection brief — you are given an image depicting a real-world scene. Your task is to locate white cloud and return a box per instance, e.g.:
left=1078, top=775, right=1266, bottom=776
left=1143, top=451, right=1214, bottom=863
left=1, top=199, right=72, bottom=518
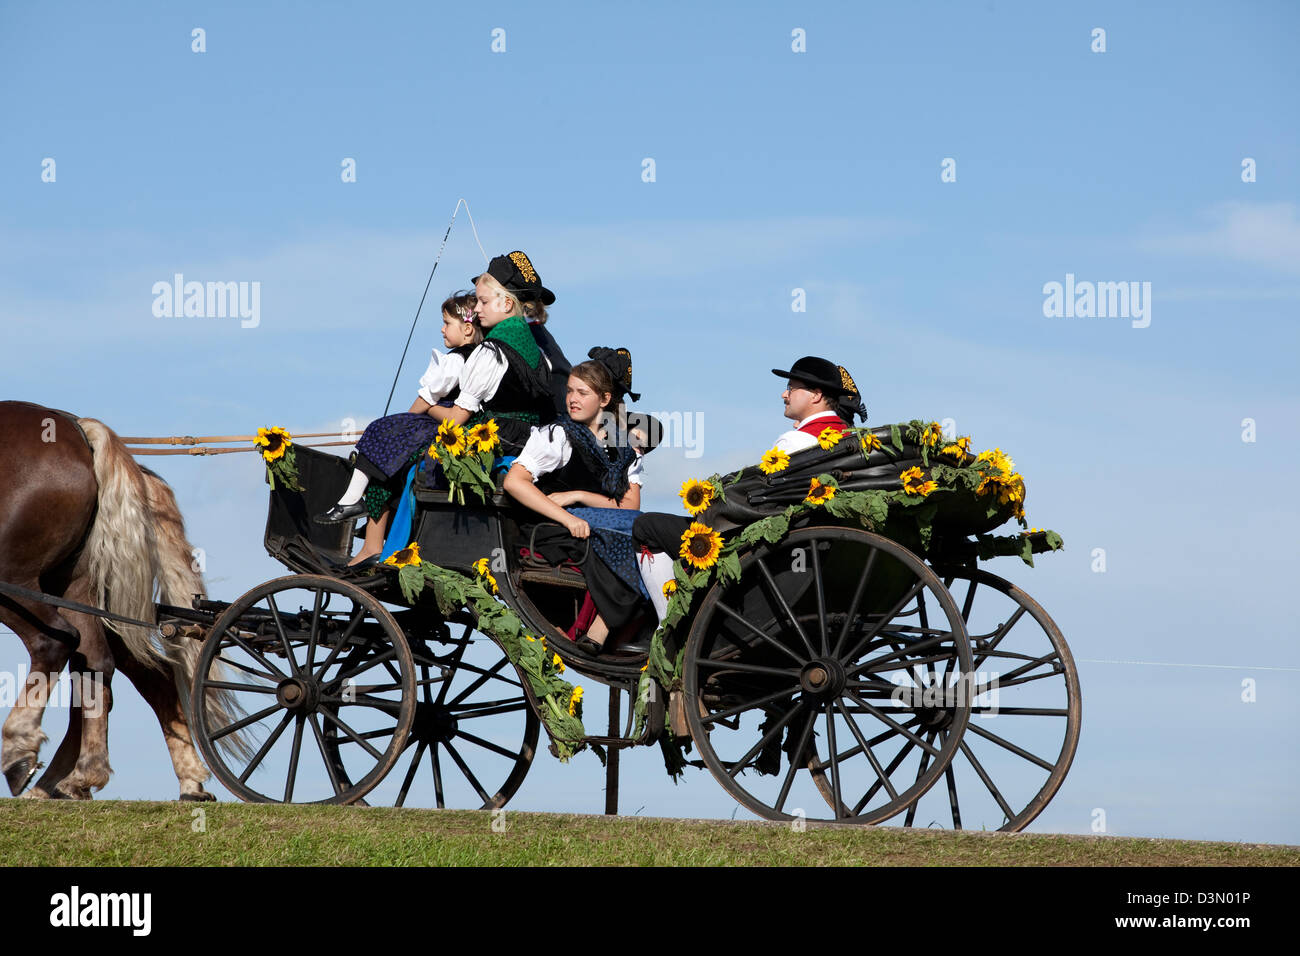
left=1137, top=201, right=1300, bottom=275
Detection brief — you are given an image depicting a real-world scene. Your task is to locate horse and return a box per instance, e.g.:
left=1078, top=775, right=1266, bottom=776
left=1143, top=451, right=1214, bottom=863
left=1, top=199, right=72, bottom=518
left=0, top=400, right=247, bottom=800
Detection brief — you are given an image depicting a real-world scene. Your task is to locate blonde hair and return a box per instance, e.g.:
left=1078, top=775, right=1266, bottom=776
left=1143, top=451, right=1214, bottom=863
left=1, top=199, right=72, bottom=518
left=477, top=273, right=549, bottom=325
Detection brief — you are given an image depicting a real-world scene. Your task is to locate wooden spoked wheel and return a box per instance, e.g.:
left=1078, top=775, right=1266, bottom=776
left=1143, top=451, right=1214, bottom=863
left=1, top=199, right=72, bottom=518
left=884, top=566, right=1082, bottom=832
left=683, top=527, right=974, bottom=825
left=191, top=574, right=415, bottom=805
left=325, top=610, right=540, bottom=810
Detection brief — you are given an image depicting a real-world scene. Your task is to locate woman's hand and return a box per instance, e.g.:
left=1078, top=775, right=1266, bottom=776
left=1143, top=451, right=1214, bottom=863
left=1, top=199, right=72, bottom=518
left=563, top=515, right=591, bottom=539
left=547, top=490, right=581, bottom=508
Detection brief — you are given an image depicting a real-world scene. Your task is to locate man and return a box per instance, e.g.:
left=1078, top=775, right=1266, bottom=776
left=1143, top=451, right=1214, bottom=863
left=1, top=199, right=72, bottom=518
left=632, top=355, right=865, bottom=622
left=770, top=355, right=866, bottom=454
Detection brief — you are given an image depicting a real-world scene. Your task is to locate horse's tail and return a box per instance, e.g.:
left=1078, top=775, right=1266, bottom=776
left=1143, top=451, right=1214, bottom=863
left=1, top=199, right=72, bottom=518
left=76, top=418, right=252, bottom=761
left=75, top=418, right=165, bottom=669
left=137, top=467, right=253, bottom=761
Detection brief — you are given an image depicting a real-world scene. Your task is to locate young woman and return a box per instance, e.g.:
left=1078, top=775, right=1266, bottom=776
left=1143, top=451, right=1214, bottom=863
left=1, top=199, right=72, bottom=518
left=315, top=291, right=482, bottom=564
left=424, top=251, right=558, bottom=455
left=504, top=356, right=651, bottom=654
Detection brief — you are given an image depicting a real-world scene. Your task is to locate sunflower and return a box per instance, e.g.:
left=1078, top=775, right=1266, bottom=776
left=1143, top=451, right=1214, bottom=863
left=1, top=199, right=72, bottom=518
left=976, top=447, right=1014, bottom=476
left=679, top=479, right=715, bottom=516
left=680, top=522, right=724, bottom=570
left=805, top=477, right=836, bottom=505
left=472, top=556, right=499, bottom=593
left=860, top=431, right=883, bottom=453
left=900, top=466, right=937, bottom=497
left=551, top=652, right=565, bottom=674
left=568, top=686, right=584, bottom=718
left=466, top=420, right=500, bottom=454
left=940, top=435, right=972, bottom=460
left=437, top=419, right=466, bottom=457
left=662, top=579, right=678, bottom=599
left=426, top=444, right=441, bottom=461
left=384, top=542, right=422, bottom=567
left=254, top=426, right=293, bottom=462
left=921, top=422, right=943, bottom=448
left=976, top=470, right=1025, bottom=507
left=817, top=427, right=844, bottom=450
left=759, top=447, right=790, bottom=474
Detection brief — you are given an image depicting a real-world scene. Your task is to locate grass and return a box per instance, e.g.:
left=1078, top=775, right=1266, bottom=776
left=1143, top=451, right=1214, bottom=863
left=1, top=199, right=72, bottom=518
left=2, top=800, right=1297, bottom=866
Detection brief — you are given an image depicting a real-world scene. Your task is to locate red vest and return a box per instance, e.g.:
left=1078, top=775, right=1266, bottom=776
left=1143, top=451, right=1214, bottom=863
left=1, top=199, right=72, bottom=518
left=797, top=415, right=849, bottom=439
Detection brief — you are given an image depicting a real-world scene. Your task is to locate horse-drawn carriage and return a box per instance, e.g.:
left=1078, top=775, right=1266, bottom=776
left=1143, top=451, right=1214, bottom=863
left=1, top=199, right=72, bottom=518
left=165, top=423, right=1080, bottom=831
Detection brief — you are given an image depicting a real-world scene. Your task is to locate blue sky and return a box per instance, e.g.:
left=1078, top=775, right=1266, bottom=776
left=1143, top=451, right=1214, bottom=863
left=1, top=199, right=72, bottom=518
left=2, top=1, right=1297, bottom=842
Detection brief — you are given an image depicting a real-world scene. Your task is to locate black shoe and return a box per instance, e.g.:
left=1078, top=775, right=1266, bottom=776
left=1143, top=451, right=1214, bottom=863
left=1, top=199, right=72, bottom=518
left=314, top=501, right=367, bottom=524
left=611, top=633, right=653, bottom=657
left=575, top=635, right=603, bottom=656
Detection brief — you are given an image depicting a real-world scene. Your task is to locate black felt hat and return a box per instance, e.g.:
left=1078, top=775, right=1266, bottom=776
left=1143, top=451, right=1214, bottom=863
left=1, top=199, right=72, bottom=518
left=588, top=346, right=641, bottom=402
left=772, top=356, right=856, bottom=396
left=474, top=250, right=555, bottom=306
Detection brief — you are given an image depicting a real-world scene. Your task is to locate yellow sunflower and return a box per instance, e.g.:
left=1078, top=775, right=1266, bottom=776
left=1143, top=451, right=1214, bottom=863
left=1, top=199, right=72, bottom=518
left=976, top=447, right=1014, bottom=476
left=472, top=556, right=499, bottom=593
left=805, top=477, right=837, bottom=505
left=551, top=652, right=565, bottom=674
left=384, top=542, right=422, bottom=567
left=426, top=444, right=441, bottom=461
left=860, top=431, right=883, bottom=453
left=568, top=686, right=584, bottom=717
left=759, top=447, right=790, bottom=474
left=921, top=422, right=943, bottom=448
left=680, top=522, right=723, bottom=570
left=679, top=479, right=715, bottom=516
left=940, top=435, right=972, bottom=460
left=254, top=425, right=293, bottom=462
left=466, top=420, right=500, bottom=454
left=662, top=579, right=678, bottom=599
left=817, top=427, right=844, bottom=450
left=900, top=466, right=937, bottom=497
left=437, top=419, right=466, bottom=456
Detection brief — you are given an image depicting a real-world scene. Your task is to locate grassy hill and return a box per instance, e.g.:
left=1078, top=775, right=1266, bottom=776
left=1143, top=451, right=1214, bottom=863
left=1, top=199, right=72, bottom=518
left=2, top=800, right=1296, bottom=867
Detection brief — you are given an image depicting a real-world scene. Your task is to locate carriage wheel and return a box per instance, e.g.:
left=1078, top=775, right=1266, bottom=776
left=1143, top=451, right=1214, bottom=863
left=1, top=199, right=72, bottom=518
left=879, top=566, right=1081, bottom=832
left=683, top=527, right=973, bottom=825
left=191, top=574, right=415, bottom=804
left=323, top=610, right=539, bottom=810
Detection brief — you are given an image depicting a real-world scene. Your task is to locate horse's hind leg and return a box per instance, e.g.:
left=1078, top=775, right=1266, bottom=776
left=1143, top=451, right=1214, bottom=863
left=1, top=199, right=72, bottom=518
left=0, top=595, right=80, bottom=796
left=106, top=628, right=214, bottom=801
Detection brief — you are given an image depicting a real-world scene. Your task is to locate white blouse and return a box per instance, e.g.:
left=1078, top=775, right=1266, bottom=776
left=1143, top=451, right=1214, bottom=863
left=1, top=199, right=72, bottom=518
left=515, top=424, right=645, bottom=486
left=455, top=342, right=553, bottom=414
left=416, top=349, right=468, bottom=405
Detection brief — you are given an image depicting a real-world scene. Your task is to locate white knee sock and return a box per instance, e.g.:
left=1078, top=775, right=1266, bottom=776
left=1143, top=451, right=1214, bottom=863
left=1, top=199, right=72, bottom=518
left=639, top=550, right=676, bottom=622
left=337, top=470, right=370, bottom=506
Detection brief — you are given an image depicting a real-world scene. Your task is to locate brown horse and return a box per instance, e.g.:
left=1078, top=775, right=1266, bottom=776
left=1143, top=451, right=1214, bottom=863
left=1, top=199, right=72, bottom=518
left=0, top=400, right=246, bottom=800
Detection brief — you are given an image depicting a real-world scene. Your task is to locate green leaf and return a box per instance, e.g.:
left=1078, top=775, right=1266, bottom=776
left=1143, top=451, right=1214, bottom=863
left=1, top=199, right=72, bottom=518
left=890, top=423, right=904, bottom=454
left=717, top=550, right=742, bottom=586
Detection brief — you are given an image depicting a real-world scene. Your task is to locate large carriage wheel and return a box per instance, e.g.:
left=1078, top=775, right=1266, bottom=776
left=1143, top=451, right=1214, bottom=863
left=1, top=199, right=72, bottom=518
left=323, top=609, right=539, bottom=810
left=191, top=574, right=416, bottom=804
left=878, top=566, right=1081, bottom=832
left=683, top=527, right=974, bottom=825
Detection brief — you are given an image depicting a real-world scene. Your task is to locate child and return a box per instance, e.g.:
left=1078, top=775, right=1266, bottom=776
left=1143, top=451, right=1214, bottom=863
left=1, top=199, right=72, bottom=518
left=315, top=291, right=481, bottom=565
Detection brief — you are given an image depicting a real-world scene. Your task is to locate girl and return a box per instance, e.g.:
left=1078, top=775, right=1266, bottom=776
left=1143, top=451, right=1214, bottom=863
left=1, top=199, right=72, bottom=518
left=504, top=357, right=651, bottom=655
left=315, top=291, right=481, bottom=564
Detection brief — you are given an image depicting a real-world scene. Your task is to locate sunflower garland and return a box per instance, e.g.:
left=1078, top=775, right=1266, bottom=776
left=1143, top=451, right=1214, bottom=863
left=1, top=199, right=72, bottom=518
left=255, top=426, right=304, bottom=491
left=632, top=420, right=1065, bottom=775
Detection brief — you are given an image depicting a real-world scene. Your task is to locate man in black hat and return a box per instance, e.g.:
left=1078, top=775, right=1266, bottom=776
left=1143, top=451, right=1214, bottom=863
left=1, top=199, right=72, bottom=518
left=631, top=355, right=865, bottom=625
left=770, top=355, right=867, bottom=454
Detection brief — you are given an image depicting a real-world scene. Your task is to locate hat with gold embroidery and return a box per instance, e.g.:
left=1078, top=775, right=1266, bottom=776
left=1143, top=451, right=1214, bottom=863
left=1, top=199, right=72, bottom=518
left=475, top=250, right=556, bottom=306
left=773, top=356, right=867, bottom=421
